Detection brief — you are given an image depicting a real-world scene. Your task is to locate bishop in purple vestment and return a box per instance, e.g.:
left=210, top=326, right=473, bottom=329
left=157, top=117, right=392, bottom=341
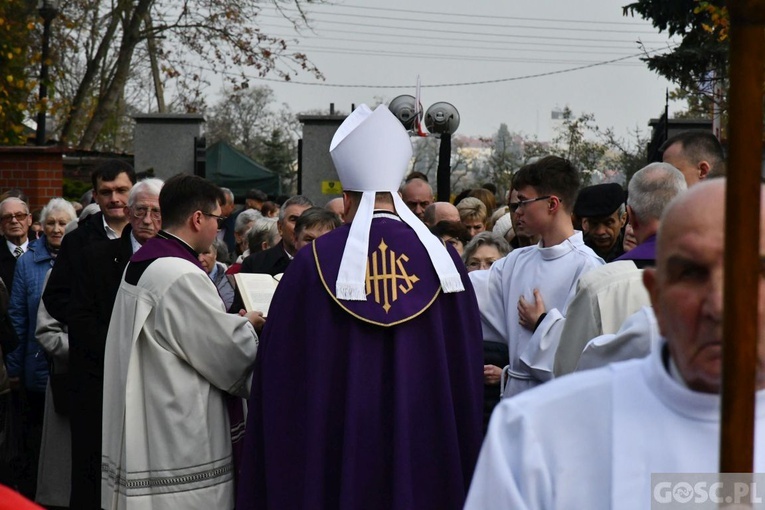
left=236, top=104, right=484, bottom=510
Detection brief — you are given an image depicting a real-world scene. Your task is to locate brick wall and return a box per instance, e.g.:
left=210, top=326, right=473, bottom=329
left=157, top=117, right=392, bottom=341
left=0, top=146, right=65, bottom=211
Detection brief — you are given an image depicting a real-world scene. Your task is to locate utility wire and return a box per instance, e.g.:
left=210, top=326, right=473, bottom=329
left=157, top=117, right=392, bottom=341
left=259, top=23, right=673, bottom=50
left=258, top=14, right=674, bottom=45
left=273, top=3, right=653, bottom=26
left=271, top=9, right=660, bottom=34
left=266, top=33, right=664, bottom=56
left=294, top=45, right=647, bottom=65
left=189, top=46, right=673, bottom=89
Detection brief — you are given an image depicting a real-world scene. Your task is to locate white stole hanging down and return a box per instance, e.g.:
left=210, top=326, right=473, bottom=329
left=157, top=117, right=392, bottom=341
left=335, top=190, right=464, bottom=301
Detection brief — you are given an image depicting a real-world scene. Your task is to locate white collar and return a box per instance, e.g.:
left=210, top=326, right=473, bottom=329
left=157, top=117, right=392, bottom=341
left=6, top=239, right=28, bottom=254
left=129, top=231, right=142, bottom=254
left=102, top=215, right=119, bottom=240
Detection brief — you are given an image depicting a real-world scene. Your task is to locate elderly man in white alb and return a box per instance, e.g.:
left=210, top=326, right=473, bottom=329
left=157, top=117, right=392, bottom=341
left=464, top=179, right=765, bottom=510
left=101, top=174, right=263, bottom=510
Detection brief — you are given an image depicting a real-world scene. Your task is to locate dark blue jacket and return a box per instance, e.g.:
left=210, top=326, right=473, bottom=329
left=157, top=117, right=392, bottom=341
left=6, top=236, right=56, bottom=392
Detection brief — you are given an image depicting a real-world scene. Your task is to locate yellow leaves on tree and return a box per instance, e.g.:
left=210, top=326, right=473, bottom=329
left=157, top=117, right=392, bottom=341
left=694, top=1, right=729, bottom=41
left=0, top=0, right=35, bottom=145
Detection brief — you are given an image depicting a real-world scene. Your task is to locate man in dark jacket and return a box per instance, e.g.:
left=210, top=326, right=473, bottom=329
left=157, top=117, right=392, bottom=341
left=66, top=178, right=162, bottom=509
left=574, top=183, right=627, bottom=263
left=42, top=160, right=135, bottom=323
left=229, top=196, right=312, bottom=313
left=239, top=195, right=313, bottom=276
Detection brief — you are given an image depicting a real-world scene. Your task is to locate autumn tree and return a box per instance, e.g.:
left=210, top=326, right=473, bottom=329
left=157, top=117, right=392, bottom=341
left=260, top=128, right=297, bottom=192
left=205, top=85, right=301, bottom=193
left=623, top=0, right=728, bottom=117
left=0, top=1, right=36, bottom=144
left=35, top=0, right=321, bottom=150
left=206, top=86, right=276, bottom=157
left=484, top=123, right=523, bottom=194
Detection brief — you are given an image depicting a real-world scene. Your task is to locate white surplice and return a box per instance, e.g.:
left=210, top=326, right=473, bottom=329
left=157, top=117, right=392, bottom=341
left=101, top=257, right=258, bottom=510
left=465, top=341, right=765, bottom=510
left=553, top=260, right=650, bottom=376
left=575, top=306, right=660, bottom=372
left=476, top=232, right=603, bottom=397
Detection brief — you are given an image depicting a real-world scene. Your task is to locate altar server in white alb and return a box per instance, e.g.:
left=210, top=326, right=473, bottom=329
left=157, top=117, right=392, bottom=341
left=465, top=178, right=765, bottom=510
left=101, top=174, right=264, bottom=510
left=470, top=156, right=603, bottom=398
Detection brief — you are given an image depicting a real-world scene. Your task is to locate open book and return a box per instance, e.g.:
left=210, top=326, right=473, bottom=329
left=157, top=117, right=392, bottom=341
left=234, top=273, right=282, bottom=317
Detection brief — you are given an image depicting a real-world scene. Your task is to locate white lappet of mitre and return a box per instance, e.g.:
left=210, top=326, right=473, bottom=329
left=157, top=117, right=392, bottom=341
left=330, top=103, right=465, bottom=301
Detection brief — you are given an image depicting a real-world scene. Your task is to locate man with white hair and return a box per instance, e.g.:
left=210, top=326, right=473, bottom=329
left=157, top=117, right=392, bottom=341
left=0, top=196, right=32, bottom=291
left=237, top=104, right=484, bottom=510
left=552, top=163, right=687, bottom=376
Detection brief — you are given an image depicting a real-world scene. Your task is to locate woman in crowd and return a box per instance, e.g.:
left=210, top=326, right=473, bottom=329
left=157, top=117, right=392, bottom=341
left=199, top=239, right=235, bottom=311
left=468, top=188, right=497, bottom=220
left=456, top=197, right=488, bottom=238
left=6, top=198, right=77, bottom=507
left=461, top=231, right=511, bottom=434
left=260, top=201, right=280, bottom=218
left=430, top=221, right=471, bottom=256
left=462, top=231, right=510, bottom=272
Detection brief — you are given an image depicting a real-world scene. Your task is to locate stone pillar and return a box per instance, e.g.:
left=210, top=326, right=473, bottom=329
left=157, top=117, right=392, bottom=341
left=0, top=146, right=64, bottom=210
left=298, top=113, right=346, bottom=206
left=133, top=114, right=205, bottom=181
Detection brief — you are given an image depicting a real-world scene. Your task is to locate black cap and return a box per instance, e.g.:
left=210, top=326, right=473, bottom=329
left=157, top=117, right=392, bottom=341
left=573, top=183, right=625, bottom=218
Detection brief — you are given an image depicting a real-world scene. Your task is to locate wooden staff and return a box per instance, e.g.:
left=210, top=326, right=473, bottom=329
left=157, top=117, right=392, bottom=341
left=720, top=0, right=765, bottom=473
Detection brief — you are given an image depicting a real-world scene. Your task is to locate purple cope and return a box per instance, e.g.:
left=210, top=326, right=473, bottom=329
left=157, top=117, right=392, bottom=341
left=236, top=216, right=484, bottom=510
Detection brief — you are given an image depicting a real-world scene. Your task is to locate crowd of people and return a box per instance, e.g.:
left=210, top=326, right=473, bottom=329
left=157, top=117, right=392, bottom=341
left=0, top=103, right=761, bottom=510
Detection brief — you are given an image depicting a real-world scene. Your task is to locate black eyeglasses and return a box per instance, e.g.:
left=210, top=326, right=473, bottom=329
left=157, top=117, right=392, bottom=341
left=131, top=206, right=161, bottom=220
left=202, top=212, right=226, bottom=229
left=508, top=196, right=552, bottom=213
left=0, top=212, right=30, bottom=224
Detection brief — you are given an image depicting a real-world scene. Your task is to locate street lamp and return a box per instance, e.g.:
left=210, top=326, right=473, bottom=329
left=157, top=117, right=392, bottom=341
left=35, top=0, right=59, bottom=146
left=390, top=95, right=460, bottom=202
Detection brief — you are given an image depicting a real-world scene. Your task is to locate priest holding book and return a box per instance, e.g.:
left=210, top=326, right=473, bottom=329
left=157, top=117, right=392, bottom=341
left=236, top=104, right=484, bottom=510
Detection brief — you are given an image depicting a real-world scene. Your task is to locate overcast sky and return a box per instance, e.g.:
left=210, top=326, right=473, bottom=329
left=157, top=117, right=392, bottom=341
left=210, top=0, right=680, bottom=142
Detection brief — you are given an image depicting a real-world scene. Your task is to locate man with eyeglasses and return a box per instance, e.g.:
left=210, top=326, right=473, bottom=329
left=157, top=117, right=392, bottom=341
left=42, top=159, right=136, bottom=325
left=0, top=197, right=32, bottom=292
left=66, top=178, right=163, bottom=510
left=101, top=174, right=262, bottom=510
left=469, top=156, right=603, bottom=399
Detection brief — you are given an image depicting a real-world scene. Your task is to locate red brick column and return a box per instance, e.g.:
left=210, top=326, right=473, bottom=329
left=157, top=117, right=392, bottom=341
left=0, top=146, right=65, bottom=211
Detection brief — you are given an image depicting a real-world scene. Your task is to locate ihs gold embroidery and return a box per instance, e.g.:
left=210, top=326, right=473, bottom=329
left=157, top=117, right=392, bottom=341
left=365, top=239, right=420, bottom=313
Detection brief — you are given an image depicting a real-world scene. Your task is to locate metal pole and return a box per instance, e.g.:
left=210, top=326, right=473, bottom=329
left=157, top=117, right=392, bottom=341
left=35, top=4, right=56, bottom=146
left=436, top=134, right=451, bottom=202
left=719, top=0, right=765, bottom=474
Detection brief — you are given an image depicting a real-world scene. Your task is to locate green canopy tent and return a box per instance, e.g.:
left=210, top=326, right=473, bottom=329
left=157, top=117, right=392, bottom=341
left=205, top=141, right=282, bottom=199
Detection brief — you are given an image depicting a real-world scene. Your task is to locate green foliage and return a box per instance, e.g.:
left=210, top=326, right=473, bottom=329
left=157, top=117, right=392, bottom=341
left=623, top=0, right=727, bottom=116
left=550, top=108, right=609, bottom=184
left=205, top=85, right=300, bottom=193
left=487, top=123, right=521, bottom=193
left=62, top=177, right=91, bottom=200
left=0, top=0, right=36, bottom=145
left=260, top=128, right=294, bottom=178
